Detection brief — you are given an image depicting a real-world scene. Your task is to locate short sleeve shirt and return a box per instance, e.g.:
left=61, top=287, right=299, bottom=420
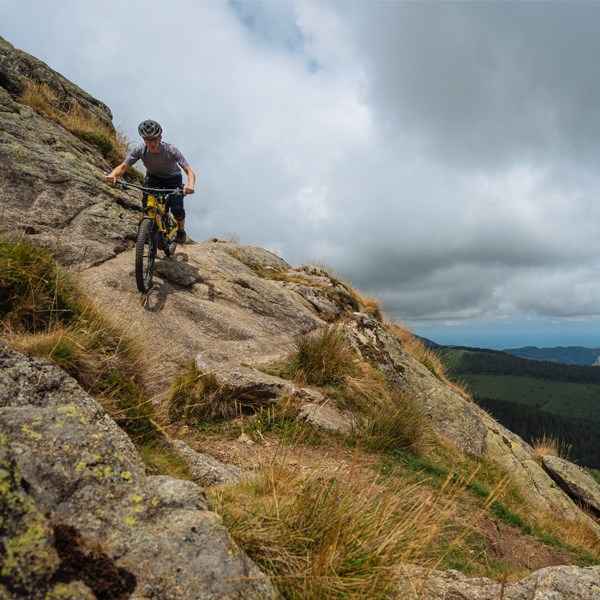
left=124, top=142, right=189, bottom=178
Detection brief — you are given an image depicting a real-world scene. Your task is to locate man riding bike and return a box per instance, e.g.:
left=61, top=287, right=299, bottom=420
left=106, top=119, right=196, bottom=243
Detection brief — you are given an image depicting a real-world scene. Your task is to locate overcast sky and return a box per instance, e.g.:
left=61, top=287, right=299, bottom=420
left=3, top=0, right=600, bottom=349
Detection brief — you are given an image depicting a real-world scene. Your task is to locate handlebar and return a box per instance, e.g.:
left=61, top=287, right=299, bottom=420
left=116, top=180, right=183, bottom=195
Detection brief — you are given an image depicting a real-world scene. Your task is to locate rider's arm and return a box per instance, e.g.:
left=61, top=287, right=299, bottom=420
left=106, top=162, right=130, bottom=186
left=182, top=165, right=196, bottom=195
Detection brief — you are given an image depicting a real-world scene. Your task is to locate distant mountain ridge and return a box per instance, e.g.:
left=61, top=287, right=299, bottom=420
left=503, top=346, right=600, bottom=366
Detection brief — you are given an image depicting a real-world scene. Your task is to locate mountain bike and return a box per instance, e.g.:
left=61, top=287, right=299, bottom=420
left=116, top=180, right=183, bottom=293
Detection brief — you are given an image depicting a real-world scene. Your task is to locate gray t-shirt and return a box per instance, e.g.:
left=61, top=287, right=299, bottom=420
left=124, top=142, right=189, bottom=178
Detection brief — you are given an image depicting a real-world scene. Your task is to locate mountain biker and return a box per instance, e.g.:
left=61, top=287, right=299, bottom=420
left=105, top=119, right=196, bottom=243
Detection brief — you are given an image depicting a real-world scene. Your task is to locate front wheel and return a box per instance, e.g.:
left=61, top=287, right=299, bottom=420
left=135, top=218, right=157, bottom=293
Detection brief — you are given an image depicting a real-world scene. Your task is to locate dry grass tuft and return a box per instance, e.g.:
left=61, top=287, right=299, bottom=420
left=208, top=458, right=471, bottom=599
left=278, top=325, right=432, bottom=456
left=280, top=325, right=359, bottom=388
left=11, top=327, right=98, bottom=389
left=386, top=322, right=472, bottom=400
left=387, top=322, right=447, bottom=380
left=167, top=364, right=238, bottom=423
left=357, top=389, right=432, bottom=456
left=347, top=286, right=382, bottom=321
left=20, top=79, right=130, bottom=166
left=531, top=434, right=572, bottom=462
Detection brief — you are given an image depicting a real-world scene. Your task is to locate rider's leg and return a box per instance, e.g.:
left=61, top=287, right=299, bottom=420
left=170, top=196, right=186, bottom=242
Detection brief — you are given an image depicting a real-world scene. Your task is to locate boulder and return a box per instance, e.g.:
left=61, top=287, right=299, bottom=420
left=166, top=438, right=245, bottom=486
left=543, top=455, right=600, bottom=516
left=194, top=354, right=354, bottom=435
left=398, top=565, right=600, bottom=600
left=0, top=341, right=276, bottom=599
left=298, top=400, right=355, bottom=435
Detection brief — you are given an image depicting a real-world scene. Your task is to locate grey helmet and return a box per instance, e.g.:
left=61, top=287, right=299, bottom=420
left=138, top=119, right=162, bottom=138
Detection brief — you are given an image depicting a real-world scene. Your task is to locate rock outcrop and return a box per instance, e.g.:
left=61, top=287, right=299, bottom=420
left=543, top=455, right=600, bottom=517
left=0, top=342, right=276, bottom=599
left=399, top=565, right=600, bottom=599
left=0, top=36, right=139, bottom=267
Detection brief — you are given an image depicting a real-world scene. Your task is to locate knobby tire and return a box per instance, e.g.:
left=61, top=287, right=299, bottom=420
left=135, top=218, right=157, bottom=293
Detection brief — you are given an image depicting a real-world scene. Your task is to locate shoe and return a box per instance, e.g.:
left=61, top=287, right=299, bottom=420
left=175, top=229, right=186, bottom=243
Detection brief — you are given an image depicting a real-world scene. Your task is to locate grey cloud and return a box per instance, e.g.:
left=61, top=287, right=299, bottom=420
left=335, top=2, right=600, bottom=169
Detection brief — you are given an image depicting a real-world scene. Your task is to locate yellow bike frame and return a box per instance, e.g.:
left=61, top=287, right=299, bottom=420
left=144, top=194, right=179, bottom=240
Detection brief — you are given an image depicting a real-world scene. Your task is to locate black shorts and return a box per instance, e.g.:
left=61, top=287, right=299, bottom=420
left=144, top=174, right=185, bottom=221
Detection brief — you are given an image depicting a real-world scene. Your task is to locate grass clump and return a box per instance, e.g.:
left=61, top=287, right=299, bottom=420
left=388, top=322, right=472, bottom=400
left=356, top=390, right=429, bottom=455
left=209, top=463, right=456, bottom=599
left=138, top=440, right=194, bottom=480
left=387, top=323, right=448, bottom=381
left=586, top=467, right=600, bottom=485
left=280, top=325, right=358, bottom=388
left=531, top=433, right=572, bottom=462
left=0, top=239, right=81, bottom=332
left=279, top=324, right=432, bottom=457
left=274, top=314, right=440, bottom=458
left=12, top=328, right=97, bottom=388
left=168, top=364, right=231, bottom=423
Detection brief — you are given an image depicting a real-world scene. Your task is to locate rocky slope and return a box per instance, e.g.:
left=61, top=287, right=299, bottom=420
left=1, top=36, right=599, bottom=598
left=0, top=36, right=138, bottom=267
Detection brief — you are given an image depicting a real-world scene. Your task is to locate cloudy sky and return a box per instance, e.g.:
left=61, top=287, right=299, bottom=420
left=3, top=0, right=600, bottom=349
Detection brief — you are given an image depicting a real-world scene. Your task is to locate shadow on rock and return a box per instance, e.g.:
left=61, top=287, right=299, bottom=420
left=142, top=281, right=169, bottom=313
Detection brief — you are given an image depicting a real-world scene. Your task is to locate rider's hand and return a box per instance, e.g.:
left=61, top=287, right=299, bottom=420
left=106, top=175, right=118, bottom=187
left=183, top=187, right=195, bottom=195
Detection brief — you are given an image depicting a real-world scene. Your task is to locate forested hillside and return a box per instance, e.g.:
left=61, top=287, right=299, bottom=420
left=440, top=347, right=600, bottom=469
left=443, top=347, right=600, bottom=383
left=503, top=346, right=600, bottom=366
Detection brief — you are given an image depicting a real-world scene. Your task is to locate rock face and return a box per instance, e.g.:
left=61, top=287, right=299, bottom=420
left=0, top=36, right=140, bottom=267
left=0, top=37, right=114, bottom=129
left=543, top=455, right=600, bottom=516
left=166, top=437, right=245, bottom=486
left=399, top=565, right=600, bottom=600
left=0, top=342, right=276, bottom=599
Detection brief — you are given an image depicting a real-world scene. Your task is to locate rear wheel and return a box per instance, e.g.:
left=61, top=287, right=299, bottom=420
left=135, top=218, right=157, bottom=293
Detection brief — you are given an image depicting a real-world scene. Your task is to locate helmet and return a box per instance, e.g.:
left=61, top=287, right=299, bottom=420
left=138, top=119, right=162, bottom=138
